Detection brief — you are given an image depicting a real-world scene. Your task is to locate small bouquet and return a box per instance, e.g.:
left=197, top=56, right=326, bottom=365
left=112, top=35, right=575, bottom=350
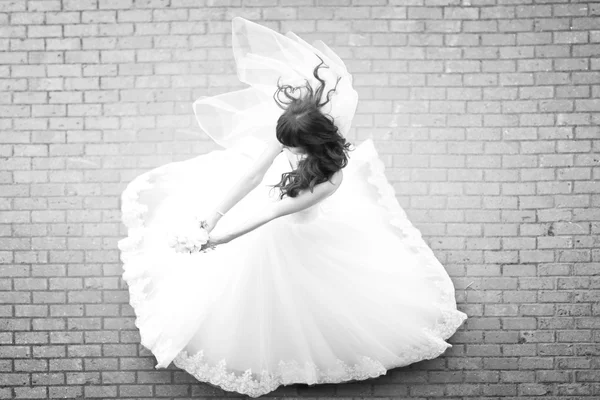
left=167, top=217, right=216, bottom=254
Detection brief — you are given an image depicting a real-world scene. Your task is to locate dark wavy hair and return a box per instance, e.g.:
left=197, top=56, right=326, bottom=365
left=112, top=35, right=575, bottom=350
left=269, top=56, right=354, bottom=199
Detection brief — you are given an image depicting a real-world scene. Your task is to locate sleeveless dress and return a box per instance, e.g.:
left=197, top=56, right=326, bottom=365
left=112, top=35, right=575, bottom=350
left=118, top=17, right=468, bottom=398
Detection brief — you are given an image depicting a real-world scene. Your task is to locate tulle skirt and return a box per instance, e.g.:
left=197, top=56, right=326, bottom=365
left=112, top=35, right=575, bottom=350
left=118, top=137, right=468, bottom=397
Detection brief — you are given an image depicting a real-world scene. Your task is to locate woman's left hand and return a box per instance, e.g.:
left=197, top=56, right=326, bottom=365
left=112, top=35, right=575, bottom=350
left=205, top=229, right=232, bottom=250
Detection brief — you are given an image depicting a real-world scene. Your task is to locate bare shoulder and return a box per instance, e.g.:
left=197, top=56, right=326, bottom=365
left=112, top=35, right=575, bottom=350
left=266, top=134, right=284, bottom=152
left=259, top=137, right=284, bottom=161
left=329, top=169, right=343, bottom=190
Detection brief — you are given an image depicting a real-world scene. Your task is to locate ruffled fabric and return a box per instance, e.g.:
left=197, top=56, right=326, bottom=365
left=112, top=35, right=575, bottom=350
left=118, top=139, right=467, bottom=398
left=119, top=150, right=258, bottom=368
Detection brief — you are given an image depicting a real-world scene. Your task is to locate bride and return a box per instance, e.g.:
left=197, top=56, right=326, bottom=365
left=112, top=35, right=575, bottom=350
left=206, top=57, right=347, bottom=249
left=118, top=17, right=467, bottom=398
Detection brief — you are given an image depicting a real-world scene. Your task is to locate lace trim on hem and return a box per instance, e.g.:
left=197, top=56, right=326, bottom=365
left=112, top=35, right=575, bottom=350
left=172, top=351, right=385, bottom=398
left=170, top=325, right=453, bottom=398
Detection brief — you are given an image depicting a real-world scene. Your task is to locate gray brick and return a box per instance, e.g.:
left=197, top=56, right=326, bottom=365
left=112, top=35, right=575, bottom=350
left=0, top=3, right=596, bottom=398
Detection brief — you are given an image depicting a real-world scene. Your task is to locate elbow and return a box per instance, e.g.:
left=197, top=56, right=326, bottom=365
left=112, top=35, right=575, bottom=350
left=251, top=167, right=271, bottom=187
left=248, top=175, right=262, bottom=188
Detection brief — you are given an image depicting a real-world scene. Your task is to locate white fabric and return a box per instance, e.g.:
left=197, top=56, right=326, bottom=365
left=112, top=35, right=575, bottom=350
left=118, top=17, right=467, bottom=398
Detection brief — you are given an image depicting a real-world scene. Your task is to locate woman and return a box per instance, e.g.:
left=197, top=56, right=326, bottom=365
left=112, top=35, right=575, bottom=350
left=118, top=17, right=467, bottom=398
left=205, top=57, right=348, bottom=249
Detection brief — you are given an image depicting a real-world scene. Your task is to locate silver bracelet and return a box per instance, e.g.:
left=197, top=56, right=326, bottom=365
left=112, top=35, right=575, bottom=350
left=216, top=210, right=225, bottom=216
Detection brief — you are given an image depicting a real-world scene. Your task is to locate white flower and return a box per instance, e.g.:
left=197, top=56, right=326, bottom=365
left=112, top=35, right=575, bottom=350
left=166, top=218, right=212, bottom=254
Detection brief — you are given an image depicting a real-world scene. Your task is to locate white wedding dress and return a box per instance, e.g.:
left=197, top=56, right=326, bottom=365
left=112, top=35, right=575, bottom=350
left=118, top=17, right=468, bottom=398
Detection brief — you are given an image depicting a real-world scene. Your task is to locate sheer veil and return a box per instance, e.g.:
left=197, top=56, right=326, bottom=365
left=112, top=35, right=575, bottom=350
left=192, top=17, right=359, bottom=157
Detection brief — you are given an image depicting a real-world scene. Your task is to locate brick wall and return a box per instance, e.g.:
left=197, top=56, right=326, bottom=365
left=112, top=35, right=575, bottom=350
left=2, top=0, right=599, bottom=398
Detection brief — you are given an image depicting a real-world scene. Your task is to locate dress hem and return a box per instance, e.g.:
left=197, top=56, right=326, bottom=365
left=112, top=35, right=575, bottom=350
left=117, top=139, right=468, bottom=398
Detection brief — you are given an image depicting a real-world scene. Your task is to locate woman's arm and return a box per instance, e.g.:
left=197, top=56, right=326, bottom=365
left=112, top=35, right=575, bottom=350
left=209, top=169, right=343, bottom=245
left=203, top=139, right=283, bottom=232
